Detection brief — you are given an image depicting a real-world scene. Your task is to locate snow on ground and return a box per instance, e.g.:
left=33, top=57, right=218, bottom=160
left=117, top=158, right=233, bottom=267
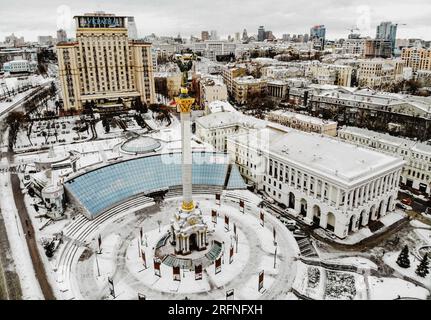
left=22, top=192, right=71, bottom=299
left=383, top=251, right=431, bottom=289
left=0, top=156, right=43, bottom=299
left=325, top=256, right=378, bottom=271
left=49, top=194, right=299, bottom=300
left=414, top=229, right=431, bottom=246
left=0, top=76, right=52, bottom=118
left=368, top=276, right=429, bottom=300
left=14, top=117, right=91, bottom=152
left=292, top=261, right=326, bottom=300
left=318, top=210, right=405, bottom=245
left=410, top=220, right=431, bottom=229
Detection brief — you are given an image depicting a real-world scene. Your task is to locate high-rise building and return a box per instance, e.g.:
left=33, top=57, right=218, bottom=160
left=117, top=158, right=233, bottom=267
left=235, top=32, right=240, bottom=42
left=363, top=39, right=392, bottom=59
left=127, top=16, right=138, bottom=39
left=57, top=29, right=68, bottom=43
left=210, top=30, right=218, bottom=40
left=242, top=29, right=248, bottom=41
left=265, top=30, right=275, bottom=41
left=258, top=26, right=265, bottom=42
left=38, top=35, right=54, bottom=46
left=401, top=47, right=431, bottom=71
left=201, top=31, right=209, bottom=41
left=5, top=33, right=25, bottom=47
left=282, top=34, right=290, bottom=42
left=376, top=21, right=397, bottom=54
left=310, top=25, right=326, bottom=50
left=57, top=12, right=155, bottom=112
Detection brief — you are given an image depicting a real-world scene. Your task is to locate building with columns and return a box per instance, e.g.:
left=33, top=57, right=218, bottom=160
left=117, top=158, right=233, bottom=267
left=338, top=126, right=431, bottom=195
left=227, top=127, right=404, bottom=238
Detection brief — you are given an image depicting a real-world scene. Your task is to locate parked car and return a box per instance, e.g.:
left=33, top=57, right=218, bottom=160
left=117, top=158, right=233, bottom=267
left=263, top=195, right=275, bottom=204
left=401, top=198, right=412, bottom=206
left=396, top=202, right=409, bottom=210
left=279, top=217, right=296, bottom=230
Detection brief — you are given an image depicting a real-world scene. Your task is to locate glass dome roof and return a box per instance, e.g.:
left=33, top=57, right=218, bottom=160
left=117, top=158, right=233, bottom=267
left=120, top=136, right=162, bottom=154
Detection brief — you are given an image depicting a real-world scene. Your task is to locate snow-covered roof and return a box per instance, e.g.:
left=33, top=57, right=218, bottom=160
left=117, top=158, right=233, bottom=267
left=339, top=126, right=417, bottom=149
left=196, top=111, right=266, bottom=130
left=268, top=110, right=337, bottom=126
left=207, top=100, right=237, bottom=114
left=230, top=128, right=404, bottom=186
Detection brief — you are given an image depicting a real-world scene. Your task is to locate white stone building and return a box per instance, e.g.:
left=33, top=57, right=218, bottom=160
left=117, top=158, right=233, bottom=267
left=3, top=59, right=37, bottom=73
left=195, top=111, right=265, bottom=153
left=338, top=126, right=431, bottom=195
left=227, top=127, right=404, bottom=238
left=267, top=110, right=337, bottom=136
left=199, top=77, right=228, bottom=111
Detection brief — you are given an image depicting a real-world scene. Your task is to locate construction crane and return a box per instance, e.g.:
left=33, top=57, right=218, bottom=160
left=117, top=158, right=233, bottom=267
left=347, top=26, right=360, bottom=34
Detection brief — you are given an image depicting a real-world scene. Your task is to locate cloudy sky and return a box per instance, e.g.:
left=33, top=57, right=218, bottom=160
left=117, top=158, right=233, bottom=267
left=1, top=0, right=430, bottom=41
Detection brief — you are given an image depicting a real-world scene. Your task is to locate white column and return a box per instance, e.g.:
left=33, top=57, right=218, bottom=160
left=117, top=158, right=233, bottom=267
left=300, top=173, right=305, bottom=192
left=329, top=184, right=333, bottom=205
left=349, top=191, right=354, bottom=210
left=343, top=191, right=348, bottom=212
left=288, top=167, right=292, bottom=186
left=181, top=111, right=193, bottom=207
left=307, top=175, right=311, bottom=196
left=321, top=181, right=325, bottom=202
left=365, top=183, right=370, bottom=202
left=355, top=188, right=359, bottom=207
left=372, top=179, right=377, bottom=197
left=335, top=187, right=341, bottom=208
left=391, top=173, right=395, bottom=188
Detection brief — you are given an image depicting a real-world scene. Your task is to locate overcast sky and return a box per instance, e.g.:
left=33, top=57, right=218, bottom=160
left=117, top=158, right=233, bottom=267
left=1, top=0, right=430, bottom=41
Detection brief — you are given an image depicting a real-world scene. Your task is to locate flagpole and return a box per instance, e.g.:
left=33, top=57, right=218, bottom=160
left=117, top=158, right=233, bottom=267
left=95, top=250, right=101, bottom=277
left=138, top=237, right=141, bottom=257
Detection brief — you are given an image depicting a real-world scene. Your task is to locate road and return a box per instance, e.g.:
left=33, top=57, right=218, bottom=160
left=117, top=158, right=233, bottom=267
left=263, top=199, right=411, bottom=252
left=398, top=190, right=430, bottom=214
left=8, top=171, right=55, bottom=300
left=0, top=82, right=52, bottom=120
left=0, top=207, right=23, bottom=300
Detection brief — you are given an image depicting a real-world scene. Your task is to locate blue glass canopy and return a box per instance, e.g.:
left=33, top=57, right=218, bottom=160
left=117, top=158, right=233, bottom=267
left=65, top=152, right=246, bottom=217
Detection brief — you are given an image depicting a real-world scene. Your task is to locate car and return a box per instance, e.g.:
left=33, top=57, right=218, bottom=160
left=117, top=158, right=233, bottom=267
left=286, top=224, right=297, bottom=231
left=396, top=202, right=408, bottom=210
left=401, top=198, right=412, bottom=206
left=263, top=195, right=275, bottom=204
left=293, top=229, right=306, bottom=236
left=279, top=217, right=296, bottom=228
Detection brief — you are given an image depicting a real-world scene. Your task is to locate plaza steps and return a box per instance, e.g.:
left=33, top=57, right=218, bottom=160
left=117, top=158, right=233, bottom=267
left=160, top=241, right=223, bottom=270
left=55, top=195, right=155, bottom=297
left=296, top=237, right=318, bottom=258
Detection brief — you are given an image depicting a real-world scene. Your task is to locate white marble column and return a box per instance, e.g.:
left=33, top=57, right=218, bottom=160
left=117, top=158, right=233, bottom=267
left=181, top=111, right=193, bottom=208
left=288, top=167, right=292, bottom=186
left=354, top=188, right=360, bottom=208
left=365, top=183, right=370, bottom=202
left=321, top=181, right=325, bottom=202
left=349, top=191, right=354, bottom=210
left=335, top=187, right=341, bottom=208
